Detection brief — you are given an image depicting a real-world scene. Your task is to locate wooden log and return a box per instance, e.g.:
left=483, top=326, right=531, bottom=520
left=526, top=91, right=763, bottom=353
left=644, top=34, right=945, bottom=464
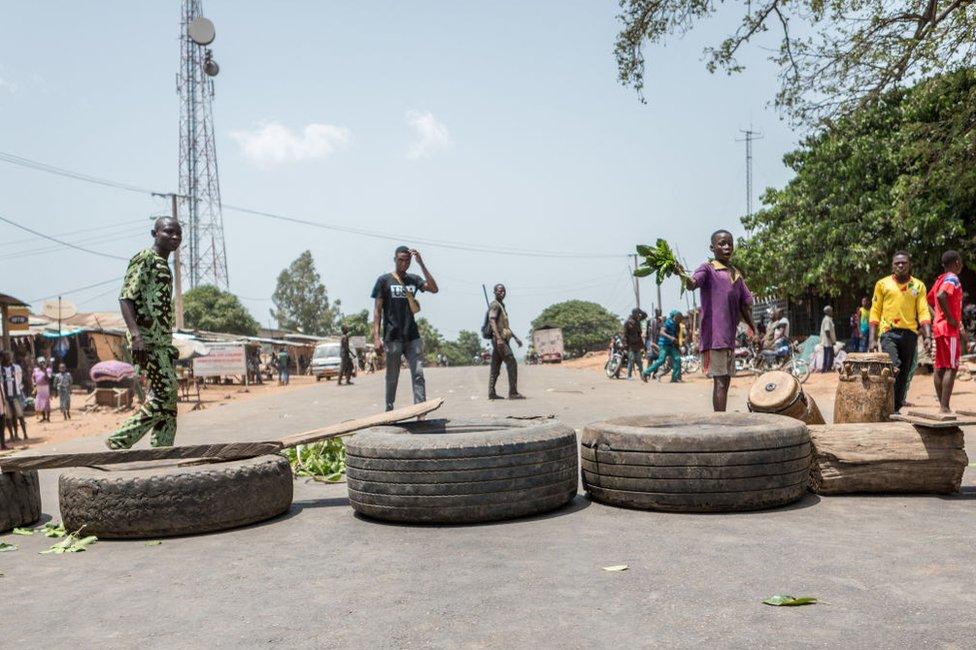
left=0, top=398, right=445, bottom=473
left=809, top=422, right=968, bottom=495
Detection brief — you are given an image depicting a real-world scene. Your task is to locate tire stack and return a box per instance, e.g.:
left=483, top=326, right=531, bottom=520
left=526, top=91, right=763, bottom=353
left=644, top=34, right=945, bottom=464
left=0, top=470, right=41, bottom=533
left=59, top=455, right=293, bottom=538
left=346, top=418, right=578, bottom=524
left=582, top=413, right=811, bottom=512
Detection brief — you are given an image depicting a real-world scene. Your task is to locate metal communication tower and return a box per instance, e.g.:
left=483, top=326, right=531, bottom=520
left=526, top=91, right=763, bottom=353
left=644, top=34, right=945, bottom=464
left=736, top=128, right=763, bottom=224
left=178, top=0, right=228, bottom=289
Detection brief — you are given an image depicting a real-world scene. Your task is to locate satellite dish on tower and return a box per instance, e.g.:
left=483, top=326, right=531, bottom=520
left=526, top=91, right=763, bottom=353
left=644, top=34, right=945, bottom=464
left=188, top=16, right=216, bottom=45
left=43, top=299, right=77, bottom=321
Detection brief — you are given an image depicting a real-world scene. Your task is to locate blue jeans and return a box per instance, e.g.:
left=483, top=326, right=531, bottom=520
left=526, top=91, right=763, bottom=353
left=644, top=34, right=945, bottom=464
left=645, top=344, right=681, bottom=381
left=384, top=338, right=426, bottom=411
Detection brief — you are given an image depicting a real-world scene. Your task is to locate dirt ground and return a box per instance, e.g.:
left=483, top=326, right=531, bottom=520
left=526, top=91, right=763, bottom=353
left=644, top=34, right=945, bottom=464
left=564, top=351, right=976, bottom=414
left=0, top=374, right=353, bottom=453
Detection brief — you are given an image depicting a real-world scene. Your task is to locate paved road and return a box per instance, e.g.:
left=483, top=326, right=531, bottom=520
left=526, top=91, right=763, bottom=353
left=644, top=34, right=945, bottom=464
left=4, top=366, right=975, bottom=648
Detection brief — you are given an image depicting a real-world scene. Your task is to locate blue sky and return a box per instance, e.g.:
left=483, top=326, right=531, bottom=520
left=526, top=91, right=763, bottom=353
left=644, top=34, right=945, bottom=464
left=0, top=1, right=800, bottom=341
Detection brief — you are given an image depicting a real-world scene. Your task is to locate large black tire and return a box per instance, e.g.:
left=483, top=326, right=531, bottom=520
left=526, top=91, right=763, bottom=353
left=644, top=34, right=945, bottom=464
left=0, top=470, right=41, bottom=533
left=346, top=418, right=578, bottom=524
left=581, top=413, right=811, bottom=513
left=59, top=455, right=293, bottom=539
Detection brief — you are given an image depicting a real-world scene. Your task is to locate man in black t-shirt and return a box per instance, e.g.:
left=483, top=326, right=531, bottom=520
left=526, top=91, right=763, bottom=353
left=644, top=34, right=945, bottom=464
left=371, top=246, right=440, bottom=410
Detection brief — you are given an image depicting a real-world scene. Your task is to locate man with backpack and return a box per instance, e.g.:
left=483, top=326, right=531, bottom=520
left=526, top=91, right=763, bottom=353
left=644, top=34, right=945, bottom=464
left=484, top=284, right=524, bottom=400
left=371, top=246, right=439, bottom=411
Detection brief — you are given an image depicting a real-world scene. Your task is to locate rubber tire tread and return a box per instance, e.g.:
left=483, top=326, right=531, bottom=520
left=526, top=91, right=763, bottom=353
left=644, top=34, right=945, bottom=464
left=58, top=455, right=293, bottom=539
left=347, top=419, right=576, bottom=460
left=0, top=470, right=41, bottom=533
left=349, top=490, right=577, bottom=524
left=346, top=445, right=574, bottom=471
left=347, top=418, right=577, bottom=523
left=582, top=468, right=809, bottom=493
left=581, top=413, right=808, bottom=453
left=346, top=455, right=577, bottom=484
left=581, top=455, right=812, bottom=480
left=348, top=467, right=578, bottom=496
left=586, top=483, right=806, bottom=512
left=580, top=442, right=811, bottom=467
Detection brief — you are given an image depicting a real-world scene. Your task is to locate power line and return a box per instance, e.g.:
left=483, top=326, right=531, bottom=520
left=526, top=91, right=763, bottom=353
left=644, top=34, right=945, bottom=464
left=0, top=228, right=146, bottom=262
left=0, top=214, right=128, bottom=261
left=0, top=150, right=626, bottom=260
left=0, top=218, right=146, bottom=249
left=29, top=276, right=124, bottom=304
left=0, top=151, right=157, bottom=195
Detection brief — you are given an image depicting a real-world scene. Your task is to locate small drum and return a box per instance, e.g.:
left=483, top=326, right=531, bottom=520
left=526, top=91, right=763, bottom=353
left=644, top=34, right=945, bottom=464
left=834, top=352, right=895, bottom=423
left=748, top=370, right=825, bottom=425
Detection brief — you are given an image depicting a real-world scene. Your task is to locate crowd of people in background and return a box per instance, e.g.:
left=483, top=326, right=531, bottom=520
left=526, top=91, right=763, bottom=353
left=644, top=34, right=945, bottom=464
left=603, top=238, right=968, bottom=415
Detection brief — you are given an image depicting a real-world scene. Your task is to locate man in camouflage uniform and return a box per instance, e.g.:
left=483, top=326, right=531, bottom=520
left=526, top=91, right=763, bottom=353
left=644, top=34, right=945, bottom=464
left=106, top=217, right=182, bottom=450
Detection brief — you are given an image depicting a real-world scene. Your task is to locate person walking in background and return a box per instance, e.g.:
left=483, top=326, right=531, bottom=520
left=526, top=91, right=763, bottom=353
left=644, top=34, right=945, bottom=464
left=928, top=250, right=965, bottom=413
left=277, top=347, right=290, bottom=386
left=32, top=357, right=52, bottom=423
left=0, top=351, right=27, bottom=441
left=820, top=306, right=837, bottom=372
left=645, top=308, right=662, bottom=359
left=868, top=251, right=933, bottom=413
left=338, top=325, right=355, bottom=386
left=623, top=308, right=647, bottom=380
left=106, top=217, right=182, bottom=450
left=55, top=362, right=72, bottom=420
left=849, top=308, right=862, bottom=353
left=644, top=310, right=684, bottom=382
left=487, top=284, right=524, bottom=399
left=858, top=296, right=871, bottom=351
left=681, top=230, right=756, bottom=411
left=372, top=246, right=439, bottom=411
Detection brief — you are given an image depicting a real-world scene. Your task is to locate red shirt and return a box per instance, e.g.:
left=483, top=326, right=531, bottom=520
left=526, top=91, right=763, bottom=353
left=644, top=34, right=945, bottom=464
left=928, top=272, right=962, bottom=337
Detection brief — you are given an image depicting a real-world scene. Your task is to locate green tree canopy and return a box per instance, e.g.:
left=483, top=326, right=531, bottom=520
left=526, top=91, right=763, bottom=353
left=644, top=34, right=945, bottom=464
left=736, top=69, right=976, bottom=298
left=271, top=251, right=341, bottom=335
left=615, top=0, right=976, bottom=124
left=531, top=300, right=621, bottom=357
left=416, top=317, right=444, bottom=364
left=339, top=310, right=370, bottom=337
left=183, top=285, right=259, bottom=336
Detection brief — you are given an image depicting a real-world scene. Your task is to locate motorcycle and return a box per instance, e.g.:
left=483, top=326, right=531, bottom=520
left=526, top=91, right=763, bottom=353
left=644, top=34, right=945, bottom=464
left=605, top=336, right=626, bottom=379
left=736, top=339, right=810, bottom=383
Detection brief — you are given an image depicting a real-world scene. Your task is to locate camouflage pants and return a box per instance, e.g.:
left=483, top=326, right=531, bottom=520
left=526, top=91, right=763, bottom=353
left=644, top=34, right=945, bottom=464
left=106, top=345, right=178, bottom=449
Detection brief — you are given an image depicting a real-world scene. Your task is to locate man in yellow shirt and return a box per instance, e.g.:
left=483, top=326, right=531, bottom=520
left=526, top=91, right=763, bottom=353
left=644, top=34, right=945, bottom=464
left=867, top=251, right=933, bottom=412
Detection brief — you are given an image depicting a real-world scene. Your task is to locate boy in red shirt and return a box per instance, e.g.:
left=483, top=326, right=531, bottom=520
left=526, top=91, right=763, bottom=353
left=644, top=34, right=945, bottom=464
left=927, top=250, right=965, bottom=413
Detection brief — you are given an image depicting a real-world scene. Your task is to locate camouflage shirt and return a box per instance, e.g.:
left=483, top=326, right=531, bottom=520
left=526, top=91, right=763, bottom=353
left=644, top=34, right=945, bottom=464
left=120, top=248, right=173, bottom=347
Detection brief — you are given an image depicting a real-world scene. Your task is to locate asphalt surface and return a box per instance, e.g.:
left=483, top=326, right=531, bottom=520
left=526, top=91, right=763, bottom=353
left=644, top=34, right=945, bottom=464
left=3, top=365, right=975, bottom=648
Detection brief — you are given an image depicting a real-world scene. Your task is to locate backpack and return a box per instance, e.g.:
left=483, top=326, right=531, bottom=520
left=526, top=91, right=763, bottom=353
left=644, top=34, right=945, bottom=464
left=481, top=309, right=493, bottom=339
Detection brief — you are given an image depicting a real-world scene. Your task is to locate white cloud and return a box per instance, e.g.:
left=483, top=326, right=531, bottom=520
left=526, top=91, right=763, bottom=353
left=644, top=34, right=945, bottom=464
left=230, top=121, right=351, bottom=167
left=405, top=110, right=452, bottom=159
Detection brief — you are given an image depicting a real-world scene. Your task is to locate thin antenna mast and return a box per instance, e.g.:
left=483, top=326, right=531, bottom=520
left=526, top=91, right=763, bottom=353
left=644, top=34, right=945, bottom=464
left=178, top=1, right=228, bottom=289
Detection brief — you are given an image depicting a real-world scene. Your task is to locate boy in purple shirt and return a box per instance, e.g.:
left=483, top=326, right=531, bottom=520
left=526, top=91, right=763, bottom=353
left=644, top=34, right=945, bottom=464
left=683, top=230, right=756, bottom=411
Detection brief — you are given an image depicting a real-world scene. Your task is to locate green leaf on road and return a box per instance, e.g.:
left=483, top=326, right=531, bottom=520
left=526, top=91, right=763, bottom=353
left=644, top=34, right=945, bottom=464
left=11, top=527, right=34, bottom=536
left=40, top=532, right=97, bottom=554
left=602, top=565, right=629, bottom=572
left=0, top=542, right=18, bottom=552
left=144, top=540, right=162, bottom=547
left=763, top=595, right=818, bottom=606
left=40, top=522, right=67, bottom=538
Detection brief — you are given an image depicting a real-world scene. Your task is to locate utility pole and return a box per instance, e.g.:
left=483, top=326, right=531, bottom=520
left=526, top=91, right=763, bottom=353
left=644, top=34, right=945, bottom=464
left=736, top=127, right=764, bottom=227
left=628, top=254, right=641, bottom=310
left=153, top=192, right=189, bottom=329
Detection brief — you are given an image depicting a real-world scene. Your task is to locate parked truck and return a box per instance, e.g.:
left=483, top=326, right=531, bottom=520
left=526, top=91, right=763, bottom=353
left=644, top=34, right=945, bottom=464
left=531, top=326, right=564, bottom=364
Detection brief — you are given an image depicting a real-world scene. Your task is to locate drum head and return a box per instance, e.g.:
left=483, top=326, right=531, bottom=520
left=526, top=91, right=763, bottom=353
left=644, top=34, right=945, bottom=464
left=748, top=371, right=799, bottom=411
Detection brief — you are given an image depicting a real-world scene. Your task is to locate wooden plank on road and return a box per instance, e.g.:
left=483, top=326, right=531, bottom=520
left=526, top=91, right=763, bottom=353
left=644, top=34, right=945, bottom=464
left=0, top=398, right=445, bottom=473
